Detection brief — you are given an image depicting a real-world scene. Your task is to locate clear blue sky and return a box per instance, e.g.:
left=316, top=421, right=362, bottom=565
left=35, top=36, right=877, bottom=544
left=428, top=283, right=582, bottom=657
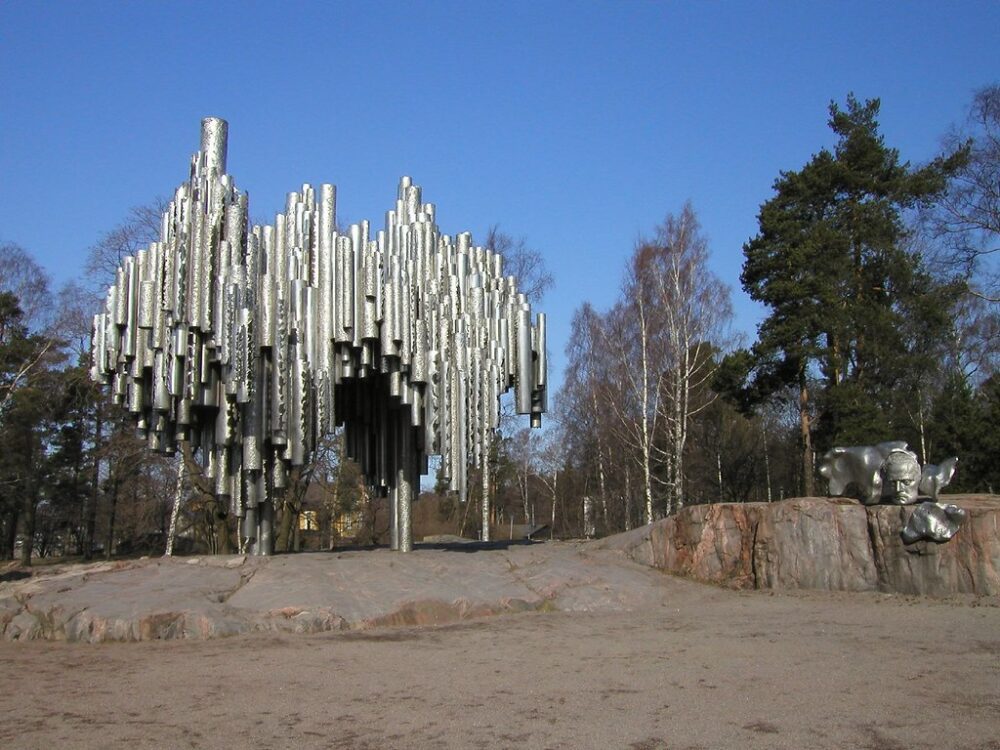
left=2, top=0, right=997, bottom=396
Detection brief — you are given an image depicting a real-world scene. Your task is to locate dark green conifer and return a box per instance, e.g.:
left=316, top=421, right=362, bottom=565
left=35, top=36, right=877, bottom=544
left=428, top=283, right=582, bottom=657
left=718, top=95, right=967, bottom=494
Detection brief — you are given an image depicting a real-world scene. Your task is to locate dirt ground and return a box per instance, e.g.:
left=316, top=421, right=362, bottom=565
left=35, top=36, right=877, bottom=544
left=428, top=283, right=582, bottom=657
left=1, top=573, right=998, bottom=750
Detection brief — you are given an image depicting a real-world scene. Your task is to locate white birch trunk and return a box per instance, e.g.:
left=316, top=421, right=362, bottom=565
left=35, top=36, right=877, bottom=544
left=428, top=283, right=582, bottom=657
left=165, top=456, right=186, bottom=556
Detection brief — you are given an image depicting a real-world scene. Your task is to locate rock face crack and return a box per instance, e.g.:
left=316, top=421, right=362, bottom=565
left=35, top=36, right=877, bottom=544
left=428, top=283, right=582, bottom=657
left=750, top=517, right=761, bottom=590
left=215, top=565, right=258, bottom=604
left=503, top=555, right=556, bottom=605
left=863, top=506, right=886, bottom=591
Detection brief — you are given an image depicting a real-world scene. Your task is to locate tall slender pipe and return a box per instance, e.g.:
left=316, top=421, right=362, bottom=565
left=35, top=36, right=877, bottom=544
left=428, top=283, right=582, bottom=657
left=200, top=117, right=228, bottom=174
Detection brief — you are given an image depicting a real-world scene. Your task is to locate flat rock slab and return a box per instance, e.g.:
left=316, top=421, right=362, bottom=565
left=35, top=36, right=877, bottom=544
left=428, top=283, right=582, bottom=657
left=0, top=542, right=668, bottom=642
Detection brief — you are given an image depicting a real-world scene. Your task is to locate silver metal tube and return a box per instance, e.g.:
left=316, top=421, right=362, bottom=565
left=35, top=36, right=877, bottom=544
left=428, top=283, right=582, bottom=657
left=389, top=485, right=399, bottom=551
left=200, top=117, right=228, bottom=174
left=516, top=307, right=532, bottom=414
left=258, top=495, right=273, bottom=556
left=481, top=424, right=491, bottom=542
left=536, top=312, right=546, bottom=387
left=398, top=417, right=413, bottom=552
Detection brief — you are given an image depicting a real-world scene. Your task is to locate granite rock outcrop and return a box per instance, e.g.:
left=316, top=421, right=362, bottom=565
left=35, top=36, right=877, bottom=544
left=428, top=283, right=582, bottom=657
left=0, top=542, right=667, bottom=642
left=595, top=496, right=1000, bottom=596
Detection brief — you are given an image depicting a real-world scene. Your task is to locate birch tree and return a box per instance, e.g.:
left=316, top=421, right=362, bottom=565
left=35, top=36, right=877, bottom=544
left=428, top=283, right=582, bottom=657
left=642, top=205, right=732, bottom=513
left=0, top=245, right=60, bottom=421
left=602, top=290, right=662, bottom=524
left=601, top=205, right=732, bottom=522
left=561, top=303, right=614, bottom=530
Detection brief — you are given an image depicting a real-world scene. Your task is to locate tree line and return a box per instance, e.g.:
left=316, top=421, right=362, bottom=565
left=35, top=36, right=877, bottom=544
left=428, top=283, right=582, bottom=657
left=550, top=88, right=1000, bottom=537
left=2, top=87, right=999, bottom=560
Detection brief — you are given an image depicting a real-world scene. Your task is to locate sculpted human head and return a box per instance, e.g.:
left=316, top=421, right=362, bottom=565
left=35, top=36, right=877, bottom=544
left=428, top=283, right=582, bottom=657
left=881, top=449, right=921, bottom=504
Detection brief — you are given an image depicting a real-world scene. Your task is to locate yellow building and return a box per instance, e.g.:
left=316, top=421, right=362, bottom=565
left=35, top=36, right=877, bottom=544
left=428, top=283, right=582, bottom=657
left=298, top=510, right=319, bottom=532
left=333, top=510, right=363, bottom=539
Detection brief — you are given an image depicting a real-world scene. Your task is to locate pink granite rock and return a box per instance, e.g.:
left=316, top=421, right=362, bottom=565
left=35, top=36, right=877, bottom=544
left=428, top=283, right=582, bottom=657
left=605, top=496, right=1000, bottom=596
left=0, top=543, right=667, bottom=642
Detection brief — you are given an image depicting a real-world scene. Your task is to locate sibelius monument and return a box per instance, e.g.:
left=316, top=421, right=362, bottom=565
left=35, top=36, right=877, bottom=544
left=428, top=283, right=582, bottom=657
left=91, top=117, right=547, bottom=555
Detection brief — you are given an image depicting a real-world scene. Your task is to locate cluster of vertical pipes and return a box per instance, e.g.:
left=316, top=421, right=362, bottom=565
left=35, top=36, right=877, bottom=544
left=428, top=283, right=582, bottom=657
left=91, top=117, right=547, bottom=554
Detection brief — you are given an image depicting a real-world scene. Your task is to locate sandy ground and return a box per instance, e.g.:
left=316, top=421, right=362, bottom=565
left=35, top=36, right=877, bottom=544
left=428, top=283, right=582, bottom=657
left=1, top=572, right=998, bottom=750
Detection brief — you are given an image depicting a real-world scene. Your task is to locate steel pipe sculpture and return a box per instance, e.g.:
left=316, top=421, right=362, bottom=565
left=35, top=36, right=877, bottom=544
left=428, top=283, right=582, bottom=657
left=91, top=117, right=547, bottom=555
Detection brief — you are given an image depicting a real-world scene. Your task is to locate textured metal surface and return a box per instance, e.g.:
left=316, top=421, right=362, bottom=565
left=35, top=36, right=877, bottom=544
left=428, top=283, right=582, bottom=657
left=91, top=117, right=547, bottom=554
left=901, top=502, right=968, bottom=544
left=819, top=441, right=965, bottom=542
left=818, top=441, right=958, bottom=506
left=918, top=457, right=959, bottom=501
left=818, top=441, right=907, bottom=505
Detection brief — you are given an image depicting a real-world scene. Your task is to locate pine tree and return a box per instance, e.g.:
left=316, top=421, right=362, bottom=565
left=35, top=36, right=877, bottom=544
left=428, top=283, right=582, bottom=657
left=718, top=95, right=966, bottom=494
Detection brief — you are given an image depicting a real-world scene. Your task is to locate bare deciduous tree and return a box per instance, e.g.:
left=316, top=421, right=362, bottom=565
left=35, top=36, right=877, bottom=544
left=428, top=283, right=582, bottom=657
left=928, top=84, right=1000, bottom=300
left=644, top=204, right=733, bottom=514
left=483, top=226, right=554, bottom=304
left=85, top=200, right=166, bottom=288
left=561, top=303, right=614, bottom=530
left=0, top=243, right=53, bottom=328
left=0, top=246, right=58, bottom=423
left=603, top=285, right=662, bottom=524
left=560, top=203, right=732, bottom=525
